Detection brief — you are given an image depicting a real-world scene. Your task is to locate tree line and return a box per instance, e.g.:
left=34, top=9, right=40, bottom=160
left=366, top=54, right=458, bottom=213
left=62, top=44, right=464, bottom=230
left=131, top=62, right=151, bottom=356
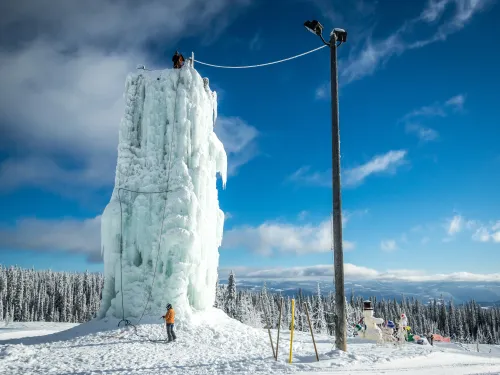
left=1, top=265, right=499, bottom=344
left=216, top=271, right=500, bottom=344
left=0, top=265, right=103, bottom=323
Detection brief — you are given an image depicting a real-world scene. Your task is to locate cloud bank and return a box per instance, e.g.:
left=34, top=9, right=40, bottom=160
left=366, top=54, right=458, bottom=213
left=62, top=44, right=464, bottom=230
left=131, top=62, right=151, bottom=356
left=0, top=0, right=254, bottom=195
left=220, top=264, right=500, bottom=283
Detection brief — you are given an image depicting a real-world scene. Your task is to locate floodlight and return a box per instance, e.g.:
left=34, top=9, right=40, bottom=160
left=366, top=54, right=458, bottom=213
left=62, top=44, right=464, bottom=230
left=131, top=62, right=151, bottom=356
left=304, top=20, right=324, bottom=37
left=333, top=28, right=347, bottom=43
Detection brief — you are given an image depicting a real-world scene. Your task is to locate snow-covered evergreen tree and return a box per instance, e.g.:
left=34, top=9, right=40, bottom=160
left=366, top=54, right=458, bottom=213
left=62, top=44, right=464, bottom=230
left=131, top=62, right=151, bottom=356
left=312, top=283, right=327, bottom=334
left=224, top=271, right=237, bottom=318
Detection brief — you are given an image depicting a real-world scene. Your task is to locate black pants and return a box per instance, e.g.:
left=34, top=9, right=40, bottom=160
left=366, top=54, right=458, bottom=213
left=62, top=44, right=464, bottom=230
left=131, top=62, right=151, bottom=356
left=166, top=323, right=176, bottom=341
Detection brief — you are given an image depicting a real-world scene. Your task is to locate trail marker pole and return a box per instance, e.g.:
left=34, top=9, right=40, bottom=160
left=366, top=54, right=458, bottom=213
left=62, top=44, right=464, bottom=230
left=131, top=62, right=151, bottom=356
left=289, top=299, right=295, bottom=363
left=276, top=297, right=283, bottom=360
left=261, top=297, right=276, bottom=359
left=303, top=302, right=319, bottom=361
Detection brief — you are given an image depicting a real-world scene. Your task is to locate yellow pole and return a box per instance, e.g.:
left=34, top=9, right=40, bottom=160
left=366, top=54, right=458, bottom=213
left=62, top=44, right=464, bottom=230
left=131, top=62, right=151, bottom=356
left=289, top=298, right=295, bottom=363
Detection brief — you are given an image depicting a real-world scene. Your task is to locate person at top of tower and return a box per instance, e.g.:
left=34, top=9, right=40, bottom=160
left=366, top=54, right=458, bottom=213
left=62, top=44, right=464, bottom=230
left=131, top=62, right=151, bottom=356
left=172, top=51, right=185, bottom=69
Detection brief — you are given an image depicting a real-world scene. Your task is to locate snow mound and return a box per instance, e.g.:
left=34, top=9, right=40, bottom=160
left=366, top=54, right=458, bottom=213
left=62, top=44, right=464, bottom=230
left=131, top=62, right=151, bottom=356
left=0, top=309, right=289, bottom=375
left=99, top=65, right=227, bottom=322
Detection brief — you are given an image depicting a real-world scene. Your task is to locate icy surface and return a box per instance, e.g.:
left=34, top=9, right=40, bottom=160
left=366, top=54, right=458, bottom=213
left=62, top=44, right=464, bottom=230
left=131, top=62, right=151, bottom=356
left=1, top=311, right=500, bottom=375
left=99, top=66, right=227, bottom=321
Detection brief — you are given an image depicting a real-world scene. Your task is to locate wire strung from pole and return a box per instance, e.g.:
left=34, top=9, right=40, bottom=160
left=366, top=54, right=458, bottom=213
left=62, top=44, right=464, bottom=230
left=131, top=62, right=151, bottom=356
left=194, top=44, right=327, bottom=69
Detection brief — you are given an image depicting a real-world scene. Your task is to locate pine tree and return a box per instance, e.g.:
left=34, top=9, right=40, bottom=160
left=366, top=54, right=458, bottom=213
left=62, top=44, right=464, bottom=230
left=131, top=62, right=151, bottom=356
left=312, top=283, right=326, bottom=334
left=225, top=271, right=236, bottom=318
left=13, top=270, right=24, bottom=321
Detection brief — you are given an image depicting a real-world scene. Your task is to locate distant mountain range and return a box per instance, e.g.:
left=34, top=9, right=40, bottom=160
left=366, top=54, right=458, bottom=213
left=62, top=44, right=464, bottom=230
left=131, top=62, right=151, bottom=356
left=220, top=278, right=500, bottom=306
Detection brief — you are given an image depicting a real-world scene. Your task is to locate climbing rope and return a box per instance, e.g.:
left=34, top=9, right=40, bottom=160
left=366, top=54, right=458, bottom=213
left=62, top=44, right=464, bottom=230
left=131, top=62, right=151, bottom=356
left=116, top=72, right=183, bottom=339
left=193, top=44, right=327, bottom=69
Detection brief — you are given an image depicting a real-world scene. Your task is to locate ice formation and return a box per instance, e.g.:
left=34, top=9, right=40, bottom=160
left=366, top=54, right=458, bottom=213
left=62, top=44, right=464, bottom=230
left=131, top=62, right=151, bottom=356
left=98, top=65, right=227, bottom=322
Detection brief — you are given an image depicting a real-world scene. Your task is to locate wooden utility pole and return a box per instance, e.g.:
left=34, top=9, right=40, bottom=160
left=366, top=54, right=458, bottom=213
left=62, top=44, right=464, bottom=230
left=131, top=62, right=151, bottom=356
left=330, top=29, right=347, bottom=352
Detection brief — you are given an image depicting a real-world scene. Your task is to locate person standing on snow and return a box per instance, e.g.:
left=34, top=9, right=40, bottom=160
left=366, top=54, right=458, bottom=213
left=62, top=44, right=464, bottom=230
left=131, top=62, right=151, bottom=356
left=162, top=303, right=176, bottom=342
left=172, top=51, right=184, bottom=69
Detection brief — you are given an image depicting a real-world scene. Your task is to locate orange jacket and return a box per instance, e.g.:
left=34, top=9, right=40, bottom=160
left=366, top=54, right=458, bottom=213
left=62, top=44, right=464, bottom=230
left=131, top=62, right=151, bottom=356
left=164, top=308, right=175, bottom=324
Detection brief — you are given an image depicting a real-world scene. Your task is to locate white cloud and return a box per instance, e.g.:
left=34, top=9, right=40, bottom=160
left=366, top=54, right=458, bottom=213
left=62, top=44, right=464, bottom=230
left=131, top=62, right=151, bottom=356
left=471, top=223, right=500, bottom=244
left=444, top=214, right=500, bottom=244
left=341, top=0, right=491, bottom=84
left=492, top=232, right=500, bottom=243
left=221, top=264, right=378, bottom=281
left=472, top=227, right=491, bottom=242
left=0, top=0, right=253, bottom=194
left=401, top=94, right=467, bottom=122
left=445, top=94, right=466, bottom=111
left=0, top=216, right=102, bottom=262
left=249, top=32, right=262, bottom=51
left=214, top=116, right=259, bottom=175
left=492, top=221, right=500, bottom=231
left=380, top=239, right=398, bottom=252
left=288, top=166, right=331, bottom=187
left=222, top=217, right=355, bottom=255
left=343, top=150, right=408, bottom=186
left=405, top=124, right=439, bottom=142
left=289, top=150, right=407, bottom=188
left=342, top=33, right=406, bottom=84
left=220, top=264, right=500, bottom=282
left=297, top=211, right=309, bottom=220
left=401, top=94, right=466, bottom=142
left=315, top=82, right=329, bottom=100
left=447, top=214, right=463, bottom=235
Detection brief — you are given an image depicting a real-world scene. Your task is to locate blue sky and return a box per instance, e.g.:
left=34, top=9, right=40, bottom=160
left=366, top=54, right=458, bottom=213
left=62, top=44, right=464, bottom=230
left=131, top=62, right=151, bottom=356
left=1, top=0, right=499, bottom=282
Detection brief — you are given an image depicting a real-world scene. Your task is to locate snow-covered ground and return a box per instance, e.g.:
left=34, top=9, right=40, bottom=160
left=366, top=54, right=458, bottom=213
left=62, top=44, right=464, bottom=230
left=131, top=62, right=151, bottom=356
left=0, top=321, right=79, bottom=340
left=1, top=309, right=499, bottom=375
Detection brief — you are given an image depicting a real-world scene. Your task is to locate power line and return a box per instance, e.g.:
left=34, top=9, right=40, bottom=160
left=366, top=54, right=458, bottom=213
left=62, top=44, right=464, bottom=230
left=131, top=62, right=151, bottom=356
left=193, top=45, right=327, bottom=69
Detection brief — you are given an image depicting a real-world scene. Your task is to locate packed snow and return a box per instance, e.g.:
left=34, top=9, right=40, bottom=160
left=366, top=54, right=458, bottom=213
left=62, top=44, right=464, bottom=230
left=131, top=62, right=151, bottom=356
left=0, top=322, right=79, bottom=340
left=1, top=309, right=500, bottom=375
left=99, top=65, right=227, bottom=321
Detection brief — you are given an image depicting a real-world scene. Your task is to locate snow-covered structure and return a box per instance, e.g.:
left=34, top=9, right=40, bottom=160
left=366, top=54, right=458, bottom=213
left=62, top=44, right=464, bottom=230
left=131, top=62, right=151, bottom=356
left=98, top=66, right=227, bottom=322
left=361, top=300, right=384, bottom=342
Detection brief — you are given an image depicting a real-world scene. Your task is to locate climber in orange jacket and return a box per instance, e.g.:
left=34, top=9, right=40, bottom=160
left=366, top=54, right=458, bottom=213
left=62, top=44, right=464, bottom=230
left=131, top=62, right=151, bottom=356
left=161, top=303, right=176, bottom=342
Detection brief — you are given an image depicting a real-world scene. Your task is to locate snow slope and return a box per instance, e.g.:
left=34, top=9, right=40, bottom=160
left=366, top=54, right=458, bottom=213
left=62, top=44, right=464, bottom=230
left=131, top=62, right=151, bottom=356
left=0, top=322, right=79, bottom=340
left=1, top=309, right=499, bottom=375
left=99, top=65, right=227, bottom=322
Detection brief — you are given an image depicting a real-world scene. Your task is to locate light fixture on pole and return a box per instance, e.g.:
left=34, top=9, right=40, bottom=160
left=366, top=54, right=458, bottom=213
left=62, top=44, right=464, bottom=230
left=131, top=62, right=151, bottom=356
left=304, top=19, right=348, bottom=352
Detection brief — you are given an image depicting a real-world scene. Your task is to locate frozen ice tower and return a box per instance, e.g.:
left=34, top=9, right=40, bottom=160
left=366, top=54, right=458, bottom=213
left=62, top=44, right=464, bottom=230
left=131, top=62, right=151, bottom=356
left=98, top=65, right=227, bottom=322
